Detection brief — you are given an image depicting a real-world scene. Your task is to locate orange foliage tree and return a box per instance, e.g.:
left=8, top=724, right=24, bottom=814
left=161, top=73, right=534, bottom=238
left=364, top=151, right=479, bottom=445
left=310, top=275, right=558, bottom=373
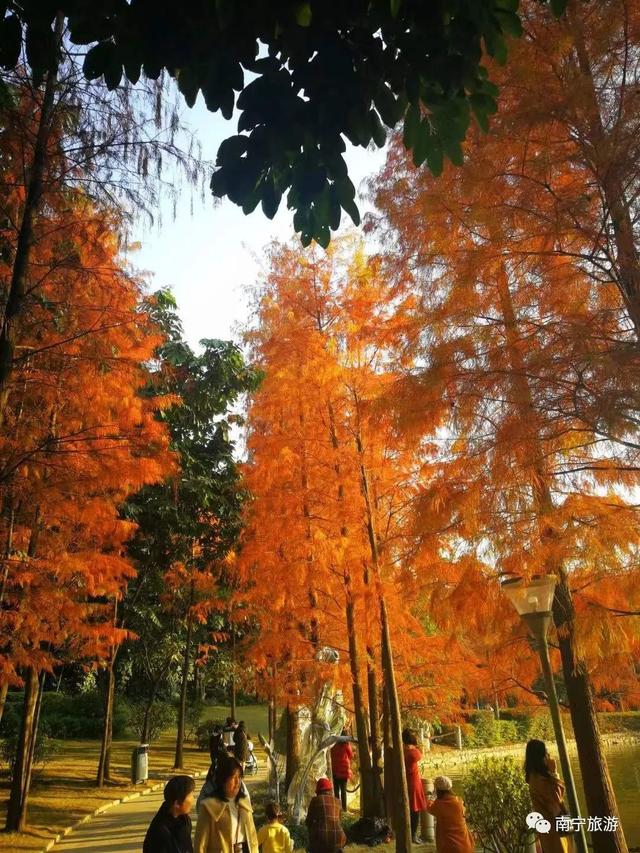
left=0, top=188, right=174, bottom=829
left=369, top=25, right=640, bottom=844
left=239, top=241, right=480, bottom=846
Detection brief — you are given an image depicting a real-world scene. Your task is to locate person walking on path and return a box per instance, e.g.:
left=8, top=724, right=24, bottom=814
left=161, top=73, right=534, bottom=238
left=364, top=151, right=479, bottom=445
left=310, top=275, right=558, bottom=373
left=330, top=731, right=353, bottom=811
left=194, top=755, right=259, bottom=853
left=198, top=729, right=231, bottom=812
left=425, top=775, right=474, bottom=853
left=210, top=728, right=226, bottom=766
left=234, top=720, right=250, bottom=769
left=305, top=778, right=347, bottom=853
left=257, top=802, right=294, bottom=853
left=223, top=717, right=237, bottom=751
left=402, top=729, right=427, bottom=844
left=143, top=775, right=195, bottom=853
left=525, top=740, right=575, bottom=853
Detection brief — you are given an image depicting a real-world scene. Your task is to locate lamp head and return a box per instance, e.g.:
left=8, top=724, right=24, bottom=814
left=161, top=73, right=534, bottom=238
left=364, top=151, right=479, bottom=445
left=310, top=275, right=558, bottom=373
left=501, top=574, right=557, bottom=616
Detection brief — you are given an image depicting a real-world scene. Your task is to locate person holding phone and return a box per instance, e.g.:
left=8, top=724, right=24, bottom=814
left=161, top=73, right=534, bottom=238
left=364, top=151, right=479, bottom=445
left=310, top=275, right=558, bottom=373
left=525, top=740, right=575, bottom=853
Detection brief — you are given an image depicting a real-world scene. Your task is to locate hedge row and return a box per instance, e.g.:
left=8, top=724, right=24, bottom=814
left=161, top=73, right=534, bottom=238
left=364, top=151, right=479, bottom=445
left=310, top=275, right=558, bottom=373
left=436, top=710, right=639, bottom=749
left=0, top=691, right=182, bottom=741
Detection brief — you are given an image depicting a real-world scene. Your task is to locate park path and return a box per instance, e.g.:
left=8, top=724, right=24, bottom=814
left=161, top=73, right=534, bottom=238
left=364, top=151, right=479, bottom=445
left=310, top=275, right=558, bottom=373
left=52, top=760, right=267, bottom=853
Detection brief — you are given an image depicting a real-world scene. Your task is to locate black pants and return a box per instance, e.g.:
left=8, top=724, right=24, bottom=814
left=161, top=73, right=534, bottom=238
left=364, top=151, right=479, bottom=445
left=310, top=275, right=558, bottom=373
left=333, top=775, right=348, bottom=810
left=410, top=810, right=420, bottom=839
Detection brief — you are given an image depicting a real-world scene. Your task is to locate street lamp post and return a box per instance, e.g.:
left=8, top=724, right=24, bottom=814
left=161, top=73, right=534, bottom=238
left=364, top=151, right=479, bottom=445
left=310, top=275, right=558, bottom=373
left=501, top=575, right=589, bottom=853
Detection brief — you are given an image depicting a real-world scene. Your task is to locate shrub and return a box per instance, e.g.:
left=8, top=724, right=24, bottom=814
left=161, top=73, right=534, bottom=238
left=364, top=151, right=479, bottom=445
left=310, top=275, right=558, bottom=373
left=41, top=692, right=130, bottom=739
left=196, top=718, right=226, bottom=751
left=128, top=700, right=176, bottom=742
left=463, top=712, right=521, bottom=748
left=0, top=719, right=60, bottom=780
left=0, top=692, right=130, bottom=741
left=527, top=713, right=557, bottom=742
left=285, top=822, right=308, bottom=851
left=184, top=699, right=205, bottom=741
left=462, top=757, right=536, bottom=853
left=597, top=712, right=640, bottom=734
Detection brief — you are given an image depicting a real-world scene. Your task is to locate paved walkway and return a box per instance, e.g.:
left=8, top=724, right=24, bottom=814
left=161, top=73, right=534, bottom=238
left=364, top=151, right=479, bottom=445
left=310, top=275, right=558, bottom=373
left=52, top=762, right=267, bottom=853
left=53, top=786, right=167, bottom=853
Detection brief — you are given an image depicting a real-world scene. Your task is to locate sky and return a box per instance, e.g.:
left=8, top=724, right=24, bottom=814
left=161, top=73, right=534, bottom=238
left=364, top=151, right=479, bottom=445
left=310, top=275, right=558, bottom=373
left=130, top=96, right=388, bottom=349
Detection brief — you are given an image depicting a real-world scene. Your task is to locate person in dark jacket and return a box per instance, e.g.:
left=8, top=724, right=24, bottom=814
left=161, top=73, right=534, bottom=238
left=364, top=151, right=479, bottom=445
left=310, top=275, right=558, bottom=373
left=144, top=775, right=195, bottom=853
left=233, top=720, right=249, bottom=768
left=305, top=777, right=346, bottom=853
left=209, top=728, right=225, bottom=765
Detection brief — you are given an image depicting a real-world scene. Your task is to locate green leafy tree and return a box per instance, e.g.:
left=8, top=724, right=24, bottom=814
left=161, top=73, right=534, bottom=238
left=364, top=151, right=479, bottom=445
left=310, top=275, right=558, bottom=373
left=0, top=0, right=567, bottom=245
left=124, top=289, right=259, bottom=769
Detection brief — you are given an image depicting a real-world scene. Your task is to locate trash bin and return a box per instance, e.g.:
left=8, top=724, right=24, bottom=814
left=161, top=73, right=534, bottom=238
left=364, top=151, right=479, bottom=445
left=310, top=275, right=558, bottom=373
left=420, top=778, right=435, bottom=842
left=131, top=744, right=149, bottom=783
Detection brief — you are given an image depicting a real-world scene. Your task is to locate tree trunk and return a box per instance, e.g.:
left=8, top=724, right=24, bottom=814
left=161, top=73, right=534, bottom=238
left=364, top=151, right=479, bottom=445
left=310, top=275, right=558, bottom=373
left=96, top=653, right=116, bottom=786
left=354, top=419, right=411, bottom=853
left=5, top=667, right=39, bottom=831
left=379, top=595, right=412, bottom=853
left=0, top=501, right=16, bottom=606
left=0, top=13, right=64, bottom=425
left=268, top=669, right=276, bottom=743
left=284, top=703, right=301, bottom=793
left=0, top=681, right=8, bottom=728
left=566, top=2, right=640, bottom=339
left=230, top=621, right=237, bottom=721
left=344, top=589, right=377, bottom=817
left=17, top=672, right=45, bottom=830
left=553, top=576, right=627, bottom=853
left=367, top=653, right=385, bottom=813
left=268, top=696, right=276, bottom=743
left=174, top=583, right=195, bottom=770
left=495, top=261, right=627, bottom=853
left=141, top=681, right=161, bottom=745
left=382, top=682, right=396, bottom=829
left=192, top=653, right=200, bottom=704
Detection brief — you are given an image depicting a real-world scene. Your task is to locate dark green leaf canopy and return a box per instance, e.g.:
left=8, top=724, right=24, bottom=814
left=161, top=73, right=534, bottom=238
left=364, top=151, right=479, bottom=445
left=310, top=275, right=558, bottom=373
left=3, top=0, right=567, bottom=244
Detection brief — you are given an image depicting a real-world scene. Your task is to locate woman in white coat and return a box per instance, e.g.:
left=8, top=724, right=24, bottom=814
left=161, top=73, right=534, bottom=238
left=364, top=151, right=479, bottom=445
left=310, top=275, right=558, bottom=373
left=194, top=755, right=259, bottom=853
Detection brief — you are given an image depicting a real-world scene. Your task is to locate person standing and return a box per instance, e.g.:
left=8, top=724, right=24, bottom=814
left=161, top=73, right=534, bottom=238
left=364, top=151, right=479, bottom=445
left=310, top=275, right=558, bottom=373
left=402, top=729, right=427, bottom=844
left=223, top=717, right=237, bottom=752
left=305, top=778, right=347, bottom=853
left=425, top=776, right=474, bottom=853
left=198, top=730, right=231, bottom=813
left=194, top=755, right=259, bottom=853
left=209, top=728, right=225, bottom=766
left=144, top=775, right=195, bottom=853
left=256, top=802, right=294, bottom=853
left=330, top=731, right=353, bottom=811
left=234, top=720, right=249, bottom=770
left=525, top=740, right=575, bottom=853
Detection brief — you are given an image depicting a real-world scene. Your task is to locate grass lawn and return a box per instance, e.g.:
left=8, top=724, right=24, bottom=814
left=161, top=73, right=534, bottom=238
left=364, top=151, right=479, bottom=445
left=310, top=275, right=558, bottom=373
left=0, top=704, right=267, bottom=852
left=200, top=703, right=269, bottom=739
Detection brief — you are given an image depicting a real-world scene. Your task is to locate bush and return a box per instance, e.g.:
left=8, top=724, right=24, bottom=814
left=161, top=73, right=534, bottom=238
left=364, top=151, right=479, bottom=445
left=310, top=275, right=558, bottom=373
left=184, top=700, right=205, bottom=741
left=0, top=719, right=60, bottom=780
left=0, top=691, right=130, bottom=741
left=462, top=757, right=536, bottom=853
left=285, top=822, right=308, bottom=851
left=195, top=718, right=226, bottom=751
left=598, top=712, right=640, bottom=734
left=129, top=700, right=176, bottom=742
left=41, top=692, right=130, bottom=739
left=463, top=712, right=521, bottom=748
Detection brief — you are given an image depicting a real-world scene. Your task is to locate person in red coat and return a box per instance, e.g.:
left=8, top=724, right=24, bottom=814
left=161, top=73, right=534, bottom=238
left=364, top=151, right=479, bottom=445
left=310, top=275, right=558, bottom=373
left=402, top=729, right=427, bottom=843
left=330, top=730, right=354, bottom=810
